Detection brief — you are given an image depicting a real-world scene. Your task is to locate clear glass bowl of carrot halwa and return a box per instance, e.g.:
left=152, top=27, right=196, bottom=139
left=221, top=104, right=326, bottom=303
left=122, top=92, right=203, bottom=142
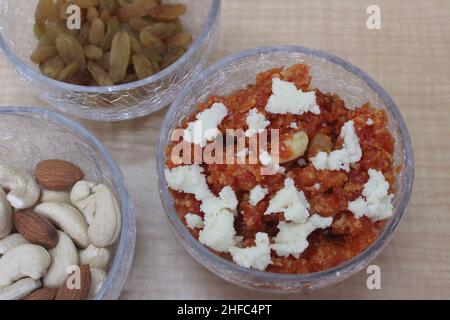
left=157, top=46, right=414, bottom=292
left=0, top=0, right=221, bottom=121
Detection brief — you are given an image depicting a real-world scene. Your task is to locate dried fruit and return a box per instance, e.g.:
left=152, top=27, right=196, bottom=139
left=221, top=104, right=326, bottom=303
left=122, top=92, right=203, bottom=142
left=36, top=159, right=85, bottom=191
left=100, top=17, right=120, bottom=51
left=99, top=9, right=111, bottom=24
left=13, top=210, right=58, bottom=250
left=32, top=0, right=191, bottom=86
left=145, top=22, right=178, bottom=39
left=74, top=0, right=100, bottom=9
left=116, top=1, right=157, bottom=22
left=88, top=60, right=114, bottom=86
left=100, top=0, right=119, bottom=12
left=132, top=53, right=155, bottom=79
left=34, top=23, right=46, bottom=40
left=55, top=265, right=91, bottom=300
left=31, top=38, right=58, bottom=64
left=86, top=6, right=100, bottom=22
left=45, top=20, right=66, bottom=44
left=40, top=55, right=65, bottom=79
left=160, top=47, right=186, bottom=69
left=148, top=4, right=187, bottom=22
left=95, top=51, right=111, bottom=71
left=85, top=45, right=103, bottom=60
left=55, top=33, right=86, bottom=71
left=130, top=35, right=162, bottom=62
left=89, top=18, right=105, bottom=46
left=25, top=288, right=58, bottom=300
left=164, top=32, right=192, bottom=48
left=56, top=61, right=79, bottom=81
left=140, top=29, right=166, bottom=54
left=129, top=17, right=153, bottom=32
left=109, top=31, right=131, bottom=82
left=35, top=0, right=56, bottom=23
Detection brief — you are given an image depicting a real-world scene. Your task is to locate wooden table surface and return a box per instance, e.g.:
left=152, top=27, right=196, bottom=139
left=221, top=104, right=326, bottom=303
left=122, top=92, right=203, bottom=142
left=1, top=0, right=449, bottom=300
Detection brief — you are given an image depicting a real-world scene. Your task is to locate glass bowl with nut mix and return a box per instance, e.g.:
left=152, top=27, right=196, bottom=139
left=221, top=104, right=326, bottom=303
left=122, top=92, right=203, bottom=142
left=157, top=46, right=414, bottom=292
left=0, top=0, right=221, bottom=121
left=0, top=107, right=135, bottom=300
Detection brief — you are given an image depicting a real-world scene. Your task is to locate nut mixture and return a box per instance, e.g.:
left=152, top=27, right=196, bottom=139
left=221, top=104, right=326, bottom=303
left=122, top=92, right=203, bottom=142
left=0, top=159, right=122, bottom=300
left=32, top=0, right=192, bottom=86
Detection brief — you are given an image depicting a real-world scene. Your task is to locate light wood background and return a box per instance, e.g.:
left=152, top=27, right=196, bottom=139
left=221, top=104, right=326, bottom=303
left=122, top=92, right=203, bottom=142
left=1, top=0, right=449, bottom=299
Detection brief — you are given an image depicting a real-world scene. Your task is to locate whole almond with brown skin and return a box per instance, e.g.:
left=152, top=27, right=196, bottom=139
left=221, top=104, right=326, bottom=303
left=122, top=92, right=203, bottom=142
left=55, top=265, right=91, bottom=300
left=13, top=210, right=58, bottom=249
left=36, top=160, right=84, bottom=190
left=25, top=288, right=58, bottom=300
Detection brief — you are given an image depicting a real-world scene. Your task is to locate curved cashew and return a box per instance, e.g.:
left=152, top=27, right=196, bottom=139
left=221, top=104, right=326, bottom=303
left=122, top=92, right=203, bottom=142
left=70, top=182, right=121, bottom=247
left=0, top=278, right=41, bottom=300
left=0, top=244, right=51, bottom=288
left=79, top=244, right=110, bottom=269
left=280, top=131, right=309, bottom=163
left=70, top=181, right=96, bottom=224
left=34, top=202, right=89, bottom=248
left=41, top=190, right=71, bottom=204
left=44, top=231, right=79, bottom=288
left=89, top=267, right=106, bottom=298
left=0, top=188, right=13, bottom=238
left=0, top=234, right=28, bottom=255
left=0, top=165, right=40, bottom=209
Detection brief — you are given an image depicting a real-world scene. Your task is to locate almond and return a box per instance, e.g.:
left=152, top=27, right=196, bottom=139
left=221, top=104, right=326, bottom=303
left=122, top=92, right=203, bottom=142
left=25, top=288, right=58, bottom=300
left=36, top=160, right=84, bottom=191
left=55, top=265, right=91, bottom=300
left=13, top=210, right=58, bottom=249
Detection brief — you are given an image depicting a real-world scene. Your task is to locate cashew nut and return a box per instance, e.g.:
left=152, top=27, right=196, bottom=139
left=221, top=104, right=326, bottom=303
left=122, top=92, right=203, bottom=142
left=0, top=234, right=28, bottom=255
left=70, top=181, right=96, bottom=224
left=41, top=190, right=71, bottom=204
left=0, top=278, right=41, bottom=300
left=43, top=231, right=79, bottom=288
left=70, top=182, right=121, bottom=247
left=79, top=244, right=110, bottom=269
left=0, top=188, right=13, bottom=238
left=89, top=267, right=106, bottom=298
left=0, top=244, right=51, bottom=288
left=280, top=131, right=309, bottom=163
left=0, top=165, right=40, bottom=209
left=34, top=202, right=89, bottom=249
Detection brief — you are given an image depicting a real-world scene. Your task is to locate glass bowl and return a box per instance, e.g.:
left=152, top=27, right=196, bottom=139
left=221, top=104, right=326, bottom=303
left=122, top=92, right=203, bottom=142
left=0, top=0, right=221, bottom=122
left=157, top=46, right=414, bottom=292
left=0, top=107, right=135, bottom=299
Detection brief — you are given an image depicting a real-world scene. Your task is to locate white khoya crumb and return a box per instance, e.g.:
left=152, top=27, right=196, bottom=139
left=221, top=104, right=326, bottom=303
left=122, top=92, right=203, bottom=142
left=199, top=186, right=239, bottom=252
left=265, top=78, right=321, bottom=115
left=271, top=214, right=333, bottom=258
left=245, top=108, right=270, bottom=137
left=183, top=102, right=228, bottom=147
left=311, top=120, right=362, bottom=172
left=165, top=165, right=239, bottom=253
left=313, top=183, right=321, bottom=190
left=185, top=213, right=204, bottom=230
left=264, top=178, right=310, bottom=223
left=165, top=164, right=213, bottom=201
left=366, top=118, right=374, bottom=126
left=229, top=232, right=272, bottom=271
left=348, top=169, right=394, bottom=221
left=249, top=185, right=269, bottom=206
left=290, top=122, right=298, bottom=129
left=259, top=150, right=273, bottom=167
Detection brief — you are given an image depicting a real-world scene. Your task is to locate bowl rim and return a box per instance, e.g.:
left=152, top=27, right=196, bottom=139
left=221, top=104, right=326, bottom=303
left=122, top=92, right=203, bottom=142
left=0, top=106, right=136, bottom=299
left=157, top=45, right=415, bottom=285
left=0, top=0, right=221, bottom=93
